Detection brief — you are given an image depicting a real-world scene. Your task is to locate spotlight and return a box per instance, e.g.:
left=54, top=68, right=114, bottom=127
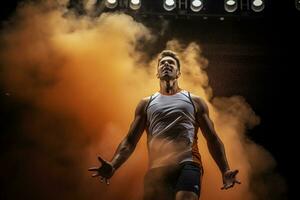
left=296, top=0, right=300, bottom=11
left=130, top=0, right=141, bottom=10
left=251, top=0, right=265, bottom=12
left=190, top=0, right=203, bottom=12
left=224, top=0, right=237, bottom=13
left=164, top=0, right=176, bottom=11
left=105, top=0, right=118, bottom=9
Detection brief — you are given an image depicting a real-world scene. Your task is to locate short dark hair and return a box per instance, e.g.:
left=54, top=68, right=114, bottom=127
left=158, top=50, right=180, bottom=71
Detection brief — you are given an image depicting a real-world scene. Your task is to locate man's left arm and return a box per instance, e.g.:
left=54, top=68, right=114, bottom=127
left=193, top=96, right=241, bottom=190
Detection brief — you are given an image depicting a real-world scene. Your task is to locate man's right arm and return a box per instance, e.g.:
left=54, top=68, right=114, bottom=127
left=88, top=98, right=149, bottom=183
left=110, top=98, right=148, bottom=170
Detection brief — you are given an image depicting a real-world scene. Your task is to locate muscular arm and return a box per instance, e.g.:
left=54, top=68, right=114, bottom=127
left=193, top=97, right=229, bottom=174
left=110, top=98, right=148, bottom=170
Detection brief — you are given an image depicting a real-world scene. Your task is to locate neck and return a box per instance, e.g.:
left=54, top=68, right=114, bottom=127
left=159, top=79, right=180, bottom=95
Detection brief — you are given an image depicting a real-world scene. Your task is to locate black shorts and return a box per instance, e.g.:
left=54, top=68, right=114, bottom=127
left=143, top=161, right=203, bottom=200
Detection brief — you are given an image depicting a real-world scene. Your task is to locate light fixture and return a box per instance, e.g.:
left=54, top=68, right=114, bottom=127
left=164, top=0, right=176, bottom=11
left=251, top=0, right=265, bottom=12
left=296, top=0, right=300, bottom=11
left=130, top=0, right=141, bottom=10
left=190, top=0, right=203, bottom=12
left=105, top=0, right=118, bottom=9
left=224, top=0, right=237, bottom=13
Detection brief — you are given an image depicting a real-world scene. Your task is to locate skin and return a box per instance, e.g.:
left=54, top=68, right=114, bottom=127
left=89, top=55, right=241, bottom=199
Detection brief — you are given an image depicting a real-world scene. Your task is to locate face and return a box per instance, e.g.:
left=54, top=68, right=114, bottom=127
left=157, top=56, right=180, bottom=81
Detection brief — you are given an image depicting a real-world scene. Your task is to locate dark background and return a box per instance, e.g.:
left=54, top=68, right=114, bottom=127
left=1, top=0, right=298, bottom=199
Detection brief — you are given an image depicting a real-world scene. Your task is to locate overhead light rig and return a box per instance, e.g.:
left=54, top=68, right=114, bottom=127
left=67, top=0, right=270, bottom=20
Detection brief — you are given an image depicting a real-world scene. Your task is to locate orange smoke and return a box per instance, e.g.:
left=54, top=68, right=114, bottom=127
left=0, top=1, right=286, bottom=200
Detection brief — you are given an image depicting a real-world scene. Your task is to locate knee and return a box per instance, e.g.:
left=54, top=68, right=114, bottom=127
left=175, top=191, right=198, bottom=200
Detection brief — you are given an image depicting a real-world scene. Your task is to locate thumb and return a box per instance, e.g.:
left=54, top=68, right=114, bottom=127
left=98, top=156, right=106, bottom=164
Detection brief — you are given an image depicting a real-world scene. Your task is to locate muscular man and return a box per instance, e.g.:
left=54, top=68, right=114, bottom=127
left=88, top=50, right=240, bottom=200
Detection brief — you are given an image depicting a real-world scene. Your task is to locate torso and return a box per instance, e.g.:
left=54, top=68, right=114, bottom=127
left=145, top=90, right=202, bottom=169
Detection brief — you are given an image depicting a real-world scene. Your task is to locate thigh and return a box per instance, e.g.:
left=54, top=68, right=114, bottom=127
left=143, top=167, right=175, bottom=200
left=175, top=162, right=203, bottom=198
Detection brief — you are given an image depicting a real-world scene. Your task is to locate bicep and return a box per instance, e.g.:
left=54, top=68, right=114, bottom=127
left=195, top=98, right=218, bottom=140
left=126, top=99, right=148, bottom=145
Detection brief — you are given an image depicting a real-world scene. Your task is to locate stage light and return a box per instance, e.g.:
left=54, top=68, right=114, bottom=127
left=224, top=0, right=237, bottom=13
left=190, top=0, right=203, bottom=12
left=297, top=0, right=300, bottom=11
left=105, top=0, right=118, bottom=9
left=130, top=0, right=141, bottom=10
left=164, top=0, right=176, bottom=11
left=251, top=0, right=265, bottom=12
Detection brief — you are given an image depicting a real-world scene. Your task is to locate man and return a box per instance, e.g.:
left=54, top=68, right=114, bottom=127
left=88, top=50, right=240, bottom=200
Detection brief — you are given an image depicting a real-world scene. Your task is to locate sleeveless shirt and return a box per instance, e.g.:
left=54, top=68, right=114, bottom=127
left=146, top=90, right=202, bottom=169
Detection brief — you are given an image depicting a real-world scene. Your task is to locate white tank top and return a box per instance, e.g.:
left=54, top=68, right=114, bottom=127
left=146, top=90, right=202, bottom=169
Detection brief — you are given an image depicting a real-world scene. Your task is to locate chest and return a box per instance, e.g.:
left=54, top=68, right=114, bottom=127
left=147, top=95, right=194, bottom=117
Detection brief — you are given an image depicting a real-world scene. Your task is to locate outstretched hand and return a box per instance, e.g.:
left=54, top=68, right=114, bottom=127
left=88, top=156, right=115, bottom=185
left=221, top=169, right=241, bottom=190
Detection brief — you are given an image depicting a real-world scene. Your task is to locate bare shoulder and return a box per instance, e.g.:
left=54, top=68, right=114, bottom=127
left=189, top=93, right=209, bottom=114
left=135, top=96, right=151, bottom=115
left=141, top=96, right=151, bottom=106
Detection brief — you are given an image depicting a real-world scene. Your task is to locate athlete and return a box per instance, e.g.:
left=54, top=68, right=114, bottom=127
left=88, top=50, right=240, bottom=200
